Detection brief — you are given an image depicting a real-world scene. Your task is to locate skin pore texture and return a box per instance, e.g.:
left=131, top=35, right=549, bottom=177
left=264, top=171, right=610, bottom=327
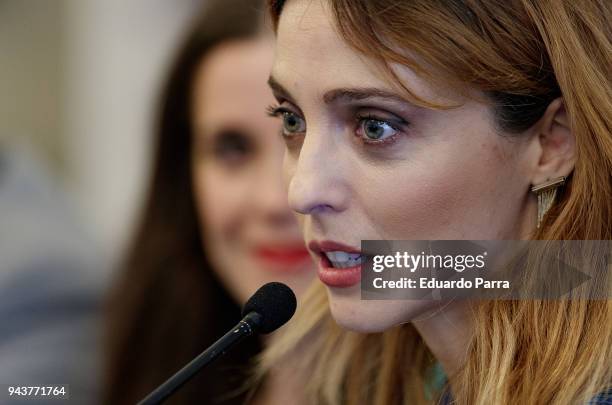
left=269, top=0, right=575, bottom=376
left=191, top=37, right=314, bottom=306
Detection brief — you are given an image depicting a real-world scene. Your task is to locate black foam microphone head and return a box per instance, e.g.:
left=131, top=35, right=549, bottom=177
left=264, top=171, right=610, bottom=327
left=242, top=282, right=297, bottom=334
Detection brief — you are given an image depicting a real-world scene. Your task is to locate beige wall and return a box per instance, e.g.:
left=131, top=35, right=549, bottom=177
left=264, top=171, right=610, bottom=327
left=1, top=0, right=203, bottom=261
left=0, top=0, right=65, bottom=172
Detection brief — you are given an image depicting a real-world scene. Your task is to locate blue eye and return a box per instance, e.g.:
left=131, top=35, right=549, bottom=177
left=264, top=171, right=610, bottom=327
left=359, top=118, right=398, bottom=141
left=266, top=104, right=306, bottom=136
left=281, top=111, right=306, bottom=135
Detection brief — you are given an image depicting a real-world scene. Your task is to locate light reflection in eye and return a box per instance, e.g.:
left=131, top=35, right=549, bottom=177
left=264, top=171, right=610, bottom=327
left=266, top=103, right=409, bottom=148
left=280, top=110, right=306, bottom=135
left=360, top=118, right=398, bottom=140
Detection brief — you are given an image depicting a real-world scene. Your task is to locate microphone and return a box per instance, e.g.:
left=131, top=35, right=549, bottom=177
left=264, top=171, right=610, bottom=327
left=137, top=282, right=297, bottom=405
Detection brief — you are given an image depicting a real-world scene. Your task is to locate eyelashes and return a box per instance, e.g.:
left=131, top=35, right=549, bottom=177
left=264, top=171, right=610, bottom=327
left=355, top=113, right=404, bottom=145
left=266, top=103, right=409, bottom=147
left=266, top=104, right=282, bottom=117
left=266, top=103, right=307, bottom=137
left=266, top=104, right=279, bottom=117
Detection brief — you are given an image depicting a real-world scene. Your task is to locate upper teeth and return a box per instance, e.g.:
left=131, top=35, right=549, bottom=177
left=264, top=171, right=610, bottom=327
left=324, top=251, right=363, bottom=268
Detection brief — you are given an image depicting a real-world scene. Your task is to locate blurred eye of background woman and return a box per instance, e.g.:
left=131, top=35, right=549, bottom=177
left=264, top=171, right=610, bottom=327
left=104, top=1, right=314, bottom=404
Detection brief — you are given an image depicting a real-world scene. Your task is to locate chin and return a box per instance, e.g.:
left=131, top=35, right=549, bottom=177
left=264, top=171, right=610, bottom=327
left=326, top=289, right=422, bottom=333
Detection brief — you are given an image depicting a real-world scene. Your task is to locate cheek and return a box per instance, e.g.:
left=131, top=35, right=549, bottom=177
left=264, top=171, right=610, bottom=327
left=282, top=148, right=294, bottom=189
left=356, top=125, right=528, bottom=239
left=193, top=164, right=247, bottom=243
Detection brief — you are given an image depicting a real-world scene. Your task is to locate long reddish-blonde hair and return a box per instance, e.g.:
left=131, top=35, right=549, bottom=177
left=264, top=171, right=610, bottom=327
left=258, top=0, right=612, bottom=404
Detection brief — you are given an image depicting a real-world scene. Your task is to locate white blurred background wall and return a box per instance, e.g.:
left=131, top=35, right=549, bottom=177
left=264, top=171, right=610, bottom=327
left=1, top=0, right=204, bottom=264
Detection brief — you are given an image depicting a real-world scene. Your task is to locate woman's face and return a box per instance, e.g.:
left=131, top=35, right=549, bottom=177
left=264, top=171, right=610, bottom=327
left=269, top=0, right=539, bottom=332
left=192, top=37, right=314, bottom=305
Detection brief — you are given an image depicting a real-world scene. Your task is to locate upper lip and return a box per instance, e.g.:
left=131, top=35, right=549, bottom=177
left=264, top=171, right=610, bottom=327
left=308, top=240, right=361, bottom=255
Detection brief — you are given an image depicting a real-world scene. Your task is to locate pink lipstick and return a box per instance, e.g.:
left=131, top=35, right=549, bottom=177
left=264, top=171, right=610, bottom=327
left=308, top=240, right=362, bottom=288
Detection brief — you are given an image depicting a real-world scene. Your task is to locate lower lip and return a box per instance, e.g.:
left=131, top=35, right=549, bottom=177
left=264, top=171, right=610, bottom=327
left=317, top=255, right=362, bottom=288
left=253, top=247, right=312, bottom=272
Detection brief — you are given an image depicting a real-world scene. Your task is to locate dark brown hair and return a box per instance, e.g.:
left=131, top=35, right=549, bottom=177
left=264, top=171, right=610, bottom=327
left=104, top=1, right=265, bottom=404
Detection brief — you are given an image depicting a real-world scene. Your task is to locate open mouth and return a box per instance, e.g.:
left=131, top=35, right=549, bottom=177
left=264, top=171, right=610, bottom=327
left=310, top=241, right=364, bottom=287
left=323, top=251, right=365, bottom=268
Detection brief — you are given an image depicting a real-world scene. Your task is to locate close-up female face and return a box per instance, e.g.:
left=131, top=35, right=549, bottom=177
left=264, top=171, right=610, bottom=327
left=191, top=36, right=314, bottom=305
left=269, top=0, right=542, bottom=332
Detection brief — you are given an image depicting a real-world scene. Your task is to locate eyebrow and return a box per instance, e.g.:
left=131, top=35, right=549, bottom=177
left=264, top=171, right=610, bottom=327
left=322, top=88, right=412, bottom=105
left=268, top=75, right=297, bottom=104
left=267, top=75, right=413, bottom=107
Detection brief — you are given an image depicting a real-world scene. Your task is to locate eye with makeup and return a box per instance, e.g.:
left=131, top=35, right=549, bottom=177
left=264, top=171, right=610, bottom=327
left=266, top=104, right=409, bottom=147
left=354, top=111, right=408, bottom=146
left=266, top=104, right=306, bottom=136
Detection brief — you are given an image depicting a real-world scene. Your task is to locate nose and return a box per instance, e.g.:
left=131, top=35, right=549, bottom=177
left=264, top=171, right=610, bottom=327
left=287, top=127, right=347, bottom=215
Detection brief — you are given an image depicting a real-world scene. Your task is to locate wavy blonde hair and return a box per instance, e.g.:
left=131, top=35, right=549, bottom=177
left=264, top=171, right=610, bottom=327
left=258, top=0, right=612, bottom=404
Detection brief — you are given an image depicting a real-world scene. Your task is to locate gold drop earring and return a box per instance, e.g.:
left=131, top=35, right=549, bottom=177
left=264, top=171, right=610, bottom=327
left=531, top=176, right=566, bottom=228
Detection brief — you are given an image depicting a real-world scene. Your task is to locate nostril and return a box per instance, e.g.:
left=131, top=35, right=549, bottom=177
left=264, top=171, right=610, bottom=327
left=308, top=204, right=334, bottom=214
left=288, top=167, right=345, bottom=214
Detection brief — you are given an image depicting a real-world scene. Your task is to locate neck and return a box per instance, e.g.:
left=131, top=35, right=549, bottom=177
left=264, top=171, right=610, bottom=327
left=412, top=300, right=472, bottom=379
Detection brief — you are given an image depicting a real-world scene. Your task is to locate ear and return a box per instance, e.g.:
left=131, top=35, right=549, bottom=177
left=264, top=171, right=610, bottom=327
left=529, top=98, right=576, bottom=186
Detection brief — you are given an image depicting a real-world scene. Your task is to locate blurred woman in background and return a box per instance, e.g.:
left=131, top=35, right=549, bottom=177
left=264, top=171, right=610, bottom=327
left=104, top=1, right=313, bottom=403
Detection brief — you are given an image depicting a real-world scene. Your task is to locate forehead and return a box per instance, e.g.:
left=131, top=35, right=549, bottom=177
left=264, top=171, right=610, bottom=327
left=273, top=0, right=384, bottom=91
left=197, top=38, right=273, bottom=101
left=272, top=0, right=453, bottom=106
left=193, top=38, right=275, bottom=122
